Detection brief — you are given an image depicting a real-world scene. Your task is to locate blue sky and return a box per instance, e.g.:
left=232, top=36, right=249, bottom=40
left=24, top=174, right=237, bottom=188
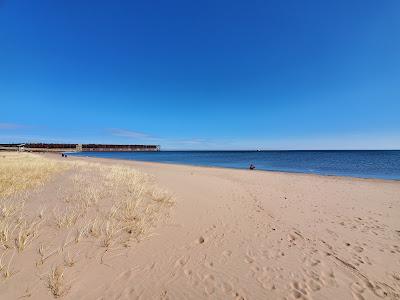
left=1, top=0, right=399, bottom=150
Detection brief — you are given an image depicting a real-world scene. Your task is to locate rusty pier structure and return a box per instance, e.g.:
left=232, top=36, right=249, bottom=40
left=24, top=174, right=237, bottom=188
left=0, top=143, right=160, bottom=152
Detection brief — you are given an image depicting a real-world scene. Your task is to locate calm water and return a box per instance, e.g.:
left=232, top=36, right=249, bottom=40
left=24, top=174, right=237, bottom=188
left=69, top=150, right=400, bottom=180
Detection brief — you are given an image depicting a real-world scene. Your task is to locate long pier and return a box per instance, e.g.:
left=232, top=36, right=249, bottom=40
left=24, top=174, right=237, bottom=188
left=0, top=143, right=160, bottom=152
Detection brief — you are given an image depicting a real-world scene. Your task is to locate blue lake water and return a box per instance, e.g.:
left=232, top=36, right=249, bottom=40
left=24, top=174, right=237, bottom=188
left=69, top=150, right=400, bottom=180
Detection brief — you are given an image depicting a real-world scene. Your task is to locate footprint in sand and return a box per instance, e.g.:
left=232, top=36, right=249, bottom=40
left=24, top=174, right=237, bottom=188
left=320, top=270, right=337, bottom=286
left=205, top=260, right=214, bottom=268
left=352, top=292, right=365, bottom=300
left=290, top=281, right=309, bottom=299
left=184, top=269, right=201, bottom=287
left=392, top=272, right=400, bottom=281
left=307, top=279, right=321, bottom=292
left=220, top=281, right=233, bottom=294
left=184, top=269, right=192, bottom=276
left=391, top=245, right=400, bottom=253
left=353, top=246, right=364, bottom=253
left=244, top=249, right=256, bottom=264
left=175, top=255, right=189, bottom=267
left=287, top=233, right=297, bottom=245
left=222, top=250, right=232, bottom=257
left=219, top=250, right=232, bottom=264
left=310, top=259, right=321, bottom=267
left=244, top=256, right=254, bottom=264
left=203, top=274, right=216, bottom=295
left=160, top=290, right=170, bottom=300
left=255, top=272, right=276, bottom=291
left=351, top=281, right=365, bottom=295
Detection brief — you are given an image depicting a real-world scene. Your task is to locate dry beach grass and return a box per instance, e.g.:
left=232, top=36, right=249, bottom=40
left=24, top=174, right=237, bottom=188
left=0, top=152, right=67, bottom=198
left=0, top=152, right=173, bottom=298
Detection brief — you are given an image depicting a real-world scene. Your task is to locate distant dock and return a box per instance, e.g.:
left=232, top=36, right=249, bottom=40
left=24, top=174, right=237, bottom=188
left=0, top=143, right=160, bottom=152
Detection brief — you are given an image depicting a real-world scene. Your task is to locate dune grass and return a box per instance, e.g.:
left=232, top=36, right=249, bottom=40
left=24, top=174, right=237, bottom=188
left=47, top=265, right=70, bottom=298
left=0, top=152, right=68, bottom=198
left=0, top=151, right=174, bottom=298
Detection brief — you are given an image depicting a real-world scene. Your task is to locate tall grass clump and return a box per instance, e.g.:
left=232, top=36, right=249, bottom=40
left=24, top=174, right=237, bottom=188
left=95, top=165, right=174, bottom=245
left=0, top=152, right=68, bottom=198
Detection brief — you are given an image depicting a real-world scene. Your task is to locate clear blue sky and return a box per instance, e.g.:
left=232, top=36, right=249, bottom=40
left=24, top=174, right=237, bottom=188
left=1, top=0, right=399, bottom=149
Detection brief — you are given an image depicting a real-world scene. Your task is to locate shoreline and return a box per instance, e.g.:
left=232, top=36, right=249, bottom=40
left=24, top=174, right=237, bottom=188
left=61, top=153, right=400, bottom=184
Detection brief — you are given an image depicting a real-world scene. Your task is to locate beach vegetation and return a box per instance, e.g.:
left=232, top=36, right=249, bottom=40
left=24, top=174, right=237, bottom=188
left=0, top=152, right=173, bottom=297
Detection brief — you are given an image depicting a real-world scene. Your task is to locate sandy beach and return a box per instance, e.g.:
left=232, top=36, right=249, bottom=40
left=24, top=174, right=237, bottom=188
left=0, top=152, right=400, bottom=299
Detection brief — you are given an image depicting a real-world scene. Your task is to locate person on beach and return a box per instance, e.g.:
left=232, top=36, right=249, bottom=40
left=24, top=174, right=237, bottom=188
left=249, top=164, right=255, bottom=170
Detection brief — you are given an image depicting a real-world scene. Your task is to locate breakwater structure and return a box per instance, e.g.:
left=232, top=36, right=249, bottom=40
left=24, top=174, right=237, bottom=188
left=0, top=143, right=160, bottom=152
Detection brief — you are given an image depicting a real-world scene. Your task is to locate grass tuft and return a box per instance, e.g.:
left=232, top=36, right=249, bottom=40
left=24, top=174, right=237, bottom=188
left=47, top=265, right=70, bottom=298
left=15, top=218, right=41, bottom=252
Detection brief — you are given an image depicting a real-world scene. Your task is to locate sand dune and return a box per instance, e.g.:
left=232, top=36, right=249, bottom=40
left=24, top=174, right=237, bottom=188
left=0, top=152, right=399, bottom=299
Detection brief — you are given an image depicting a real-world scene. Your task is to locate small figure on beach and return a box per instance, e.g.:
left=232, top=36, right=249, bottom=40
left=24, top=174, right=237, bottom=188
left=61, top=153, right=64, bottom=157
left=249, top=164, right=255, bottom=170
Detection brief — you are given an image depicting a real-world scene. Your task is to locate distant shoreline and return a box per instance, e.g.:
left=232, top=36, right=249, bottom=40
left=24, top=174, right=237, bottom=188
left=56, top=152, right=400, bottom=183
left=66, top=150, right=400, bottom=181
